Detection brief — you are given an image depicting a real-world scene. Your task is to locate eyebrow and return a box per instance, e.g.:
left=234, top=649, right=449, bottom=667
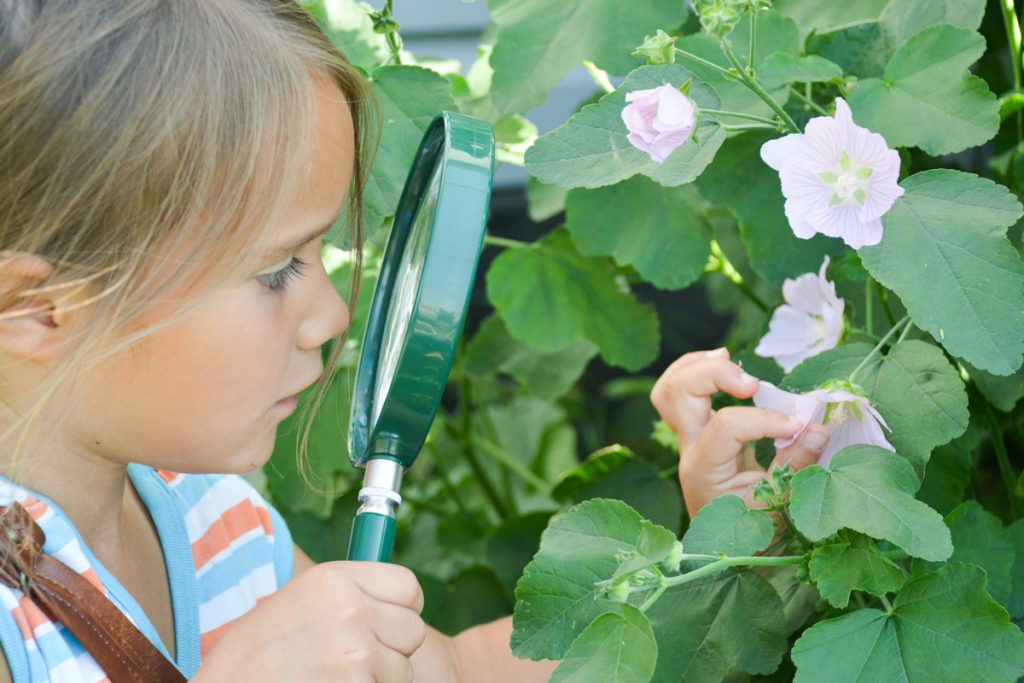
left=265, top=222, right=334, bottom=259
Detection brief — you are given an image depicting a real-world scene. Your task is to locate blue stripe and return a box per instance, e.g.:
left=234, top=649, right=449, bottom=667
left=0, top=597, right=30, bottom=683
left=267, top=502, right=295, bottom=586
left=196, top=533, right=275, bottom=598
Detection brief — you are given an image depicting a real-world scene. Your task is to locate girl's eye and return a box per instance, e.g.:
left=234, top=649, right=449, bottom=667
left=256, top=256, right=309, bottom=293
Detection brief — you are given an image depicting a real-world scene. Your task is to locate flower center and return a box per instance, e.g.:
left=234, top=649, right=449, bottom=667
left=819, top=151, right=873, bottom=207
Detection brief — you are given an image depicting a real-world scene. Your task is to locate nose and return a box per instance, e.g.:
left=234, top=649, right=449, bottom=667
left=297, top=260, right=350, bottom=352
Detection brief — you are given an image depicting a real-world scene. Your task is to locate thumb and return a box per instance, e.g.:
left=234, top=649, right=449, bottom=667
left=770, top=424, right=829, bottom=472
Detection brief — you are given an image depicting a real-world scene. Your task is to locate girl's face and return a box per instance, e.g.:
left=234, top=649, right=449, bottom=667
left=65, top=75, right=355, bottom=474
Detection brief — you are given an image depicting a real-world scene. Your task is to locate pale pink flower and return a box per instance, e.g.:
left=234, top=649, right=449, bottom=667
left=753, top=380, right=893, bottom=466
left=621, top=84, right=695, bottom=163
left=760, top=98, right=904, bottom=249
left=755, top=257, right=845, bottom=372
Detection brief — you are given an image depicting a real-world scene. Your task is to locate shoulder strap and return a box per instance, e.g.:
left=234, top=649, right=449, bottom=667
left=0, top=501, right=186, bottom=683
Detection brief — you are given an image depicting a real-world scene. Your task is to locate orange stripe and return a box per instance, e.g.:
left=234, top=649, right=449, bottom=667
left=20, top=496, right=48, bottom=520
left=191, top=499, right=264, bottom=571
left=20, top=596, right=51, bottom=632
left=81, top=567, right=104, bottom=592
left=156, top=469, right=179, bottom=484
left=11, top=601, right=32, bottom=639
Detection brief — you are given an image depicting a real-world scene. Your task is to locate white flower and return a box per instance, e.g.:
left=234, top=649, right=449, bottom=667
left=755, top=256, right=845, bottom=372
left=621, top=84, right=696, bottom=163
left=760, top=98, right=904, bottom=249
left=753, top=380, right=894, bottom=466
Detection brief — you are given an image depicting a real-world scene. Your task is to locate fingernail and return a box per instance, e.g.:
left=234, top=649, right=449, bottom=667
left=706, top=347, right=727, bottom=358
left=788, top=416, right=803, bottom=430
left=803, top=429, right=828, bottom=453
left=739, top=371, right=757, bottom=384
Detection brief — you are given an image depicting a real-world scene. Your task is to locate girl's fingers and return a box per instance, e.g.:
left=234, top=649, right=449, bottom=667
left=689, top=407, right=803, bottom=472
left=771, top=424, right=830, bottom=472
left=651, top=357, right=761, bottom=447
left=370, top=603, right=427, bottom=657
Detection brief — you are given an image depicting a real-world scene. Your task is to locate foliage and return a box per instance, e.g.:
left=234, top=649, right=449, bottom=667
left=266, top=0, right=1024, bottom=680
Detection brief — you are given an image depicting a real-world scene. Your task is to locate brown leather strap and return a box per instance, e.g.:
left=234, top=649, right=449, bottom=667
left=0, top=501, right=186, bottom=683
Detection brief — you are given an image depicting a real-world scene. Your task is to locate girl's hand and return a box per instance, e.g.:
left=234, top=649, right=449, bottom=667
left=193, top=561, right=427, bottom=683
left=650, top=348, right=830, bottom=518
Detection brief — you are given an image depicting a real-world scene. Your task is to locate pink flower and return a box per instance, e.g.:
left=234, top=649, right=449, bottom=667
left=755, top=257, right=845, bottom=372
left=753, top=380, right=894, bottom=466
left=621, top=84, right=695, bottom=163
left=760, top=98, right=904, bottom=249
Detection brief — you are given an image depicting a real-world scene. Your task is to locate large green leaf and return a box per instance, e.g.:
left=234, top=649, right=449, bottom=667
left=969, top=362, right=1024, bottom=413
left=511, top=498, right=678, bottom=660
left=304, top=0, right=389, bottom=73
left=792, top=564, right=1024, bottom=682
left=566, top=178, right=711, bottom=290
left=525, top=65, right=725, bottom=190
left=861, top=170, right=1024, bottom=376
left=646, top=570, right=787, bottom=682
left=363, top=66, right=457, bottom=237
left=487, top=229, right=660, bottom=371
left=695, top=132, right=845, bottom=286
left=757, top=53, right=843, bottom=88
left=487, top=0, right=687, bottom=116
left=846, top=25, right=999, bottom=155
left=681, top=495, right=774, bottom=557
left=773, top=0, right=889, bottom=37
left=1009, top=519, right=1024, bottom=619
left=808, top=530, right=907, bottom=608
left=789, top=445, right=952, bottom=561
left=916, top=426, right=978, bottom=516
left=549, top=605, right=657, bottom=683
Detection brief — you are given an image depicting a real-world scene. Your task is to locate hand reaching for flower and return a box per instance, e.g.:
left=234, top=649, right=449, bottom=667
left=650, top=348, right=831, bottom=518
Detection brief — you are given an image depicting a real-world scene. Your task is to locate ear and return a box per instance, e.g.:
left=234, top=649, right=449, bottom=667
left=0, top=254, right=67, bottom=362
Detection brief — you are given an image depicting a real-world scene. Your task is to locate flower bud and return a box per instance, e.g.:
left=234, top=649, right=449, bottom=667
left=620, top=83, right=696, bottom=164
left=632, top=29, right=678, bottom=66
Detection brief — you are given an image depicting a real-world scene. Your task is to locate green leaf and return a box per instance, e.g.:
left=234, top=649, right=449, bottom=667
left=420, top=566, right=512, bottom=636
left=917, top=425, right=978, bottom=516
left=757, top=53, right=843, bottom=88
left=846, top=25, right=999, bottom=155
left=464, top=315, right=597, bottom=400
left=512, top=498, right=679, bottom=660
left=682, top=495, right=774, bottom=557
left=808, top=531, right=907, bottom=608
left=488, top=0, right=687, bottom=116
left=485, top=511, right=556, bottom=601
left=969, top=362, right=1024, bottom=412
left=287, top=489, right=359, bottom=562
left=549, top=605, right=657, bottom=683
left=773, top=0, right=888, bottom=36
left=526, top=177, right=568, bottom=223
left=860, top=170, right=1024, bottom=376
left=363, top=66, right=457, bottom=237
left=525, top=65, right=725, bottom=190
left=646, top=570, right=787, bottom=682
left=487, top=230, right=660, bottom=371
left=552, top=446, right=684, bottom=534
left=1008, top=519, right=1024, bottom=619
left=695, top=132, right=845, bottom=286
left=781, top=343, right=877, bottom=392
left=789, top=445, right=953, bottom=561
left=566, top=178, right=711, bottom=290
left=792, top=563, right=1024, bottom=683
left=305, top=0, right=389, bottom=73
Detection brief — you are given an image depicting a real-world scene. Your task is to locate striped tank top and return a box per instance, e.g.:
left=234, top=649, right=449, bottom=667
left=0, top=463, right=294, bottom=682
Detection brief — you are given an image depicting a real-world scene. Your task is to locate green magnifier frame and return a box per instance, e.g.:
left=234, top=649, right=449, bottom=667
left=346, top=111, right=494, bottom=562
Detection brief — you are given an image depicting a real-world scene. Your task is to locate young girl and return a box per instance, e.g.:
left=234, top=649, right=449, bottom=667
left=0, top=1, right=829, bottom=681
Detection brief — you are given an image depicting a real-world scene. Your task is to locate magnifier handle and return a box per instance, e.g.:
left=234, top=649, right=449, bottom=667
left=347, top=512, right=397, bottom=562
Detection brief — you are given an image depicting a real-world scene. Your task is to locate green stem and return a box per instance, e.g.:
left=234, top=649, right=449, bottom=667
left=483, top=234, right=530, bottom=250
left=779, top=507, right=813, bottom=549
left=875, top=281, right=897, bottom=326
left=382, top=0, right=402, bottom=65
left=426, top=441, right=475, bottom=520
left=639, top=582, right=667, bottom=612
left=747, top=10, right=756, bottom=70
left=864, top=276, right=875, bottom=337
left=878, top=594, right=894, bottom=613
left=582, top=60, right=615, bottom=94
left=674, top=48, right=737, bottom=79
left=1000, top=0, right=1023, bottom=140
left=848, top=316, right=910, bottom=384
left=721, top=42, right=800, bottom=133
left=700, top=108, right=779, bottom=125
left=722, top=122, right=779, bottom=132
left=650, top=555, right=804, bottom=591
left=789, top=86, right=828, bottom=115
left=710, top=240, right=769, bottom=311
left=470, top=435, right=550, bottom=492
left=896, top=320, right=915, bottom=344
left=456, top=376, right=511, bottom=520
left=984, top=402, right=1020, bottom=520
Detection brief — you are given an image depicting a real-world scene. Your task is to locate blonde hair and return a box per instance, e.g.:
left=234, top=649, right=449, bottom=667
left=0, top=0, right=376, bottom=481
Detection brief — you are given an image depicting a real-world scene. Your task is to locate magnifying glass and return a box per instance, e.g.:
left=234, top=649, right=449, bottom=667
left=346, top=111, right=495, bottom=562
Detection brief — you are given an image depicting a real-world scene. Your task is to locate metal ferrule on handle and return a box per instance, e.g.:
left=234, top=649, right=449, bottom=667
left=347, top=457, right=404, bottom=562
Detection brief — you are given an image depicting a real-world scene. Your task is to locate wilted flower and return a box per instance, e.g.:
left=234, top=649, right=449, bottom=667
left=753, top=380, right=893, bottom=466
left=760, top=98, right=904, bottom=249
left=755, top=257, right=844, bottom=372
left=621, top=84, right=695, bottom=164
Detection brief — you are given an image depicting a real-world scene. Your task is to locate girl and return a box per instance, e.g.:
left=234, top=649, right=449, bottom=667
left=0, top=1, right=829, bottom=681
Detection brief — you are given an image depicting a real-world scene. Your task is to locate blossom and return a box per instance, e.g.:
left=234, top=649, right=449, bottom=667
left=621, top=84, right=695, bottom=163
left=753, top=380, right=894, bottom=466
left=760, top=98, right=904, bottom=249
left=755, top=256, right=844, bottom=372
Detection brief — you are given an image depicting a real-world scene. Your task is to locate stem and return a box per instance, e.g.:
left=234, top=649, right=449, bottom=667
left=470, top=435, right=550, bottom=492
left=425, top=442, right=475, bottom=520
left=875, top=281, right=897, bottom=326
left=483, top=235, right=530, bottom=250
left=864, top=276, right=875, bottom=337
left=848, top=316, right=909, bottom=384
left=984, top=402, right=1020, bottom=520
left=674, top=48, right=737, bottom=79
left=722, top=122, right=779, bottom=132
left=651, top=555, right=804, bottom=591
left=639, top=582, right=667, bottom=612
left=382, top=0, right=402, bottom=65
left=747, top=10, right=756, bottom=71
left=721, top=42, right=800, bottom=133
left=896, top=320, right=915, bottom=344
left=789, top=86, right=828, bottom=115
left=779, top=507, right=813, bottom=549
left=1000, top=0, right=1023, bottom=140
left=700, top=108, right=780, bottom=125
left=710, top=240, right=769, bottom=311
left=582, top=60, right=615, bottom=94
left=878, top=594, right=894, bottom=612
left=456, top=376, right=511, bottom=520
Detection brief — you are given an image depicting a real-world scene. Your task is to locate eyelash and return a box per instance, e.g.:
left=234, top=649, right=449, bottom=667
left=256, top=257, right=310, bottom=293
